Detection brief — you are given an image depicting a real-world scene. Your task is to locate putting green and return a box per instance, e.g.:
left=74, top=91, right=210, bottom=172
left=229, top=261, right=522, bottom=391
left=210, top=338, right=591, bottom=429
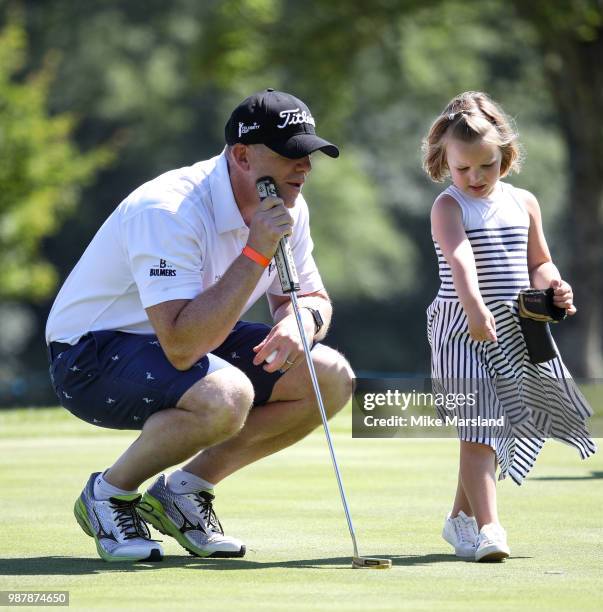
left=1, top=407, right=601, bottom=611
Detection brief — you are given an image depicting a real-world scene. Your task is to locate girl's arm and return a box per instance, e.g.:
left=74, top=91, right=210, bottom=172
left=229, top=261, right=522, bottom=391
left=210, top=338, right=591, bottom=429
left=431, top=195, right=497, bottom=341
left=521, top=189, right=576, bottom=314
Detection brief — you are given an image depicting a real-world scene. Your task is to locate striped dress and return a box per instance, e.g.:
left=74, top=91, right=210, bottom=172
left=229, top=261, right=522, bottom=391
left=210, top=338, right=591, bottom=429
left=426, top=181, right=596, bottom=484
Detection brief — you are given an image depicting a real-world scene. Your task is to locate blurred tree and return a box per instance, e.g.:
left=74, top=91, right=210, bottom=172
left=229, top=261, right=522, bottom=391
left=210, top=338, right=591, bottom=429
left=510, top=0, right=603, bottom=376
left=2, top=0, right=599, bottom=407
left=196, top=0, right=602, bottom=376
left=0, top=18, right=112, bottom=301
left=191, top=0, right=573, bottom=371
left=303, top=150, right=418, bottom=300
left=23, top=0, right=416, bottom=306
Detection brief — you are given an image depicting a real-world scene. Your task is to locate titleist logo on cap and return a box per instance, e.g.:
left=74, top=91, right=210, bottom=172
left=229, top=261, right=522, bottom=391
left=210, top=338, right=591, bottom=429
left=277, top=108, right=316, bottom=129
left=238, top=122, right=260, bottom=137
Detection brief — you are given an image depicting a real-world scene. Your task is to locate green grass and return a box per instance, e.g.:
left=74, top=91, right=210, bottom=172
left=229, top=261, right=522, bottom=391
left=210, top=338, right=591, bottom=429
left=1, top=407, right=601, bottom=611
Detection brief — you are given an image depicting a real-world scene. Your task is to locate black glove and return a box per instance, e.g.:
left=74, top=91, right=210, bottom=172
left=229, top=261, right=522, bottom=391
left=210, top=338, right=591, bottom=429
left=518, top=288, right=567, bottom=364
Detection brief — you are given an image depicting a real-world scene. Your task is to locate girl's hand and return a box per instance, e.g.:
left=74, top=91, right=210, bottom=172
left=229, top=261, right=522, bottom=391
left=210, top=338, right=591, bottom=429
left=550, top=278, right=577, bottom=315
left=466, top=304, right=498, bottom=342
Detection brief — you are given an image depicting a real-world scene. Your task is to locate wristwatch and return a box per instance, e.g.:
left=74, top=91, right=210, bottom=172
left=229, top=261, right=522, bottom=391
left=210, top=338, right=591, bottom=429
left=302, top=307, right=324, bottom=335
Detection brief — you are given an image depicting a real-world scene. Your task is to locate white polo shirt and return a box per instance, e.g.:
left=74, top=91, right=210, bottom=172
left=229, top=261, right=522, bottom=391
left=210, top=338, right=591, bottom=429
left=45, top=151, right=324, bottom=345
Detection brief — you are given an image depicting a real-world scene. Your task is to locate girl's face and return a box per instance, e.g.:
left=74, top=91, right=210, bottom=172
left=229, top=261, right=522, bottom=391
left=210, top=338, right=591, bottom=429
left=446, top=136, right=502, bottom=198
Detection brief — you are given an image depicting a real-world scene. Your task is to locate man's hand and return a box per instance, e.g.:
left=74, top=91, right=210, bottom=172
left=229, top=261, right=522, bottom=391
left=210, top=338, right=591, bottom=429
left=550, top=278, right=576, bottom=315
left=247, top=194, right=293, bottom=260
left=252, top=313, right=314, bottom=373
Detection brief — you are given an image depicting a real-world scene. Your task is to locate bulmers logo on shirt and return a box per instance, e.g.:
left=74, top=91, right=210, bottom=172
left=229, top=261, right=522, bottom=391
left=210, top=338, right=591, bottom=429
left=149, top=259, right=177, bottom=277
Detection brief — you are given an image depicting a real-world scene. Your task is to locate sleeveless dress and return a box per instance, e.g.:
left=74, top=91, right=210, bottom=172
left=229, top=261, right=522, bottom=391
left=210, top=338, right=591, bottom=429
left=426, top=181, right=596, bottom=485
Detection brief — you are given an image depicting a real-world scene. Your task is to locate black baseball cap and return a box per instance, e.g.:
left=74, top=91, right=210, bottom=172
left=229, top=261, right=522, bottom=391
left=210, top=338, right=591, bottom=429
left=225, top=88, right=339, bottom=159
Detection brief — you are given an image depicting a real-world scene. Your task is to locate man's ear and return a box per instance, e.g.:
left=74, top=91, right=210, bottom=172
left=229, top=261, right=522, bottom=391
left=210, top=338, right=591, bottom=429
left=228, top=143, right=251, bottom=171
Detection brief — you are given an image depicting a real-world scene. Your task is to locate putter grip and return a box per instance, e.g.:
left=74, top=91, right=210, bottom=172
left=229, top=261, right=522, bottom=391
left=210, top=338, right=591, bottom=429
left=256, top=177, right=300, bottom=293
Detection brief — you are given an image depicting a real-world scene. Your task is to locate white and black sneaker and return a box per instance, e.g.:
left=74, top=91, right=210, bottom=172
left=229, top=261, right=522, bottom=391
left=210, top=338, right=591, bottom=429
left=137, top=474, right=245, bottom=558
left=442, top=511, right=479, bottom=558
left=74, top=472, right=163, bottom=562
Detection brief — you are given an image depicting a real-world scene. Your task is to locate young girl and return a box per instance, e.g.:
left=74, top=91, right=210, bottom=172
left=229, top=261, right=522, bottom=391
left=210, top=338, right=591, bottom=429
left=422, top=91, right=596, bottom=562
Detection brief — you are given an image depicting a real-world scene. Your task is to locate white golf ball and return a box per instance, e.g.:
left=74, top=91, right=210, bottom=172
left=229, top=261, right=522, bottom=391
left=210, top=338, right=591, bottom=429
left=265, top=350, right=278, bottom=364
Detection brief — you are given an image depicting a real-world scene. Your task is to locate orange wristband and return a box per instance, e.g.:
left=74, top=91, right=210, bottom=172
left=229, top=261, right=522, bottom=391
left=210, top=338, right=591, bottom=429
left=242, top=245, right=271, bottom=268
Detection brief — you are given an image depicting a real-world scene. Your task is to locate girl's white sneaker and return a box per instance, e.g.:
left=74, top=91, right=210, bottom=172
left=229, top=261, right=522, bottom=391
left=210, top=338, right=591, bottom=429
left=442, top=511, right=479, bottom=558
left=475, top=523, right=510, bottom=562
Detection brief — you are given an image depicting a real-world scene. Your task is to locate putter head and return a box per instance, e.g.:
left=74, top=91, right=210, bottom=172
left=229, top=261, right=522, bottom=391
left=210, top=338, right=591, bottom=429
left=352, top=556, right=392, bottom=570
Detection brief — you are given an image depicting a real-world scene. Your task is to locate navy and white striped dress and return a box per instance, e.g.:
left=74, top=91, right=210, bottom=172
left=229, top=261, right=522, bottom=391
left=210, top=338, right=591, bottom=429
left=426, top=181, right=596, bottom=485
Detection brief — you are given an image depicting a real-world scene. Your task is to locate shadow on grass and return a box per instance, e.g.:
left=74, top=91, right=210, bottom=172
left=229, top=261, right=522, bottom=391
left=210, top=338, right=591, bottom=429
left=530, top=471, right=603, bottom=481
left=0, top=552, right=504, bottom=575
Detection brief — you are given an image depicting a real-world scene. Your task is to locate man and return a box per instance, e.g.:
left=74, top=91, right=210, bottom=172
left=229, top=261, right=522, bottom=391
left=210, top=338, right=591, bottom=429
left=46, top=88, right=354, bottom=562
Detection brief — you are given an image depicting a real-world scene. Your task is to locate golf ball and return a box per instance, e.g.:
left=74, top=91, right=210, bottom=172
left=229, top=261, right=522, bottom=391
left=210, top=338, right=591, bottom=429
left=265, top=350, right=278, bottom=364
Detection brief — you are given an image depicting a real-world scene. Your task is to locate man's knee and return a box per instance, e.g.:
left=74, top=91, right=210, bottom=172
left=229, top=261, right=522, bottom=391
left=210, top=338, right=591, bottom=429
left=313, top=345, right=354, bottom=418
left=177, top=367, right=254, bottom=437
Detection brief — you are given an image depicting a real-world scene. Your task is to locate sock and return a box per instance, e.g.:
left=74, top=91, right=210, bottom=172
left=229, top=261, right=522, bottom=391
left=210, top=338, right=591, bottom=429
left=93, top=471, right=138, bottom=501
left=167, top=469, right=215, bottom=494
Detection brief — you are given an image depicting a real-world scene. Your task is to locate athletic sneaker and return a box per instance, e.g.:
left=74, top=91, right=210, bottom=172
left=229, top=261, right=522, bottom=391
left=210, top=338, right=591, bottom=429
left=475, top=523, right=511, bottom=562
left=74, top=472, right=163, bottom=562
left=442, top=511, right=479, bottom=558
left=137, top=474, right=246, bottom=558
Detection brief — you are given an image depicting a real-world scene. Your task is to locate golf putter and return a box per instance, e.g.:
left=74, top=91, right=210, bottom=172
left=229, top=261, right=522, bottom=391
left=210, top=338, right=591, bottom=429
left=256, top=177, right=392, bottom=570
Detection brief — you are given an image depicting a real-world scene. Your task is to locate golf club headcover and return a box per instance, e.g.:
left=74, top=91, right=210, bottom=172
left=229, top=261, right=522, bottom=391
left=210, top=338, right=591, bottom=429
left=518, top=288, right=567, bottom=322
left=518, top=288, right=566, bottom=364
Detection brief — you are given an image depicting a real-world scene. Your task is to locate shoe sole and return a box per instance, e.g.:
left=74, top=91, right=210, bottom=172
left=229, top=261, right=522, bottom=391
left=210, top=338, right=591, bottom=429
left=74, top=497, right=162, bottom=563
left=138, top=493, right=246, bottom=559
left=442, top=530, right=476, bottom=559
left=475, top=546, right=510, bottom=563
left=454, top=548, right=476, bottom=559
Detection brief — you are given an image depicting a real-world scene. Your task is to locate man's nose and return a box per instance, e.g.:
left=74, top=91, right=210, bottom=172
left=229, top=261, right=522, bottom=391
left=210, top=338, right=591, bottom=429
left=296, top=155, right=312, bottom=173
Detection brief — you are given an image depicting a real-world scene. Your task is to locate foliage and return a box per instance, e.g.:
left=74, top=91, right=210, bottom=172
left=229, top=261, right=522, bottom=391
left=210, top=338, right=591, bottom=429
left=0, top=19, right=112, bottom=300
left=0, top=0, right=601, bottom=404
left=304, top=150, right=417, bottom=299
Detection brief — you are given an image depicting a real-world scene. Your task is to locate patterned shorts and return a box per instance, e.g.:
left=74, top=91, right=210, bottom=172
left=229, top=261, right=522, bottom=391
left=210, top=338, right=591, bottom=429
left=48, top=321, right=284, bottom=430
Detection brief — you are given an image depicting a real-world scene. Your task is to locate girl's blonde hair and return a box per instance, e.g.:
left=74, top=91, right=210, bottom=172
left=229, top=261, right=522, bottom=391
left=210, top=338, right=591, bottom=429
left=422, top=91, right=522, bottom=182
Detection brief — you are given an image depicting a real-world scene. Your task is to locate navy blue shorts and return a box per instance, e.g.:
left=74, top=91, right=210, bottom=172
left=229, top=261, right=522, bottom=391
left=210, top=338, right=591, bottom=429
left=48, top=321, right=284, bottom=430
